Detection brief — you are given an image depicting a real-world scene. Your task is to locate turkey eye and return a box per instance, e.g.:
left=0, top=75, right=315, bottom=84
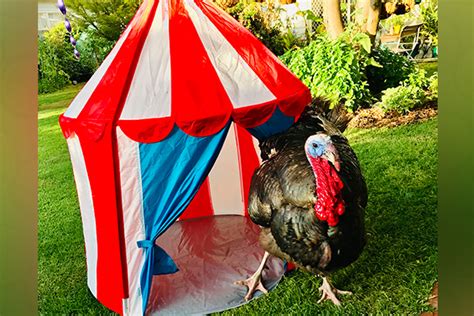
left=312, top=143, right=318, bottom=148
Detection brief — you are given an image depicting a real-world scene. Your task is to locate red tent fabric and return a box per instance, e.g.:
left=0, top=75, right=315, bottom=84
left=60, top=0, right=310, bottom=143
left=59, top=0, right=311, bottom=313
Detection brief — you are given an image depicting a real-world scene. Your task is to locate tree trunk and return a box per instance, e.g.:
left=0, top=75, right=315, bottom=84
left=355, top=0, right=382, bottom=43
left=355, top=0, right=370, bottom=32
left=366, top=1, right=382, bottom=41
left=323, top=0, right=344, bottom=39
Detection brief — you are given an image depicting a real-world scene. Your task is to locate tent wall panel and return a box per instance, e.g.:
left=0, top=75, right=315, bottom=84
left=194, top=0, right=311, bottom=118
left=184, top=0, right=276, bottom=108
left=178, top=178, right=215, bottom=220
left=65, top=0, right=157, bottom=122
left=208, top=123, right=245, bottom=216
left=177, top=122, right=264, bottom=220
left=234, top=125, right=261, bottom=214
left=66, top=132, right=127, bottom=314
left=117, top=128, right=147, bottom=315
left=66, top=134, right=99, bottom=297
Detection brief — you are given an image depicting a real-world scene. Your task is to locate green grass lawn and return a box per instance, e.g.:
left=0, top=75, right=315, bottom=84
left=417, top=61, right=438, bottom=77
left=39, top=85, right=438, bottom=315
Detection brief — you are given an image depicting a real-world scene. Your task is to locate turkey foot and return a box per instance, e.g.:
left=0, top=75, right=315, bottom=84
left=234, top=251, right=270, bottom=301
left=317, top=276, right=352, bottom=306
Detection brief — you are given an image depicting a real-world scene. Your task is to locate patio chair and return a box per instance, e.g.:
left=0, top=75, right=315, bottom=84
left=380, top=23, right=423, bottom=59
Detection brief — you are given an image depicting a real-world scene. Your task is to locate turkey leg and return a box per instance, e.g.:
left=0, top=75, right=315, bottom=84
left=317, top=276, right=352, bottom=306
left=234, top=251, right=270, bottom=301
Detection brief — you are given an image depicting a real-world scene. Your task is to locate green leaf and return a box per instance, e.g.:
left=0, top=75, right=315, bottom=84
left=355, top=34, right=372, bottom=54
left=368, top=57, right=383, bottom=68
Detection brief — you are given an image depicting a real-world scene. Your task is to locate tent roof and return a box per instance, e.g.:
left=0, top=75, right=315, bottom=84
left=60, top=0, right=310, bottom=143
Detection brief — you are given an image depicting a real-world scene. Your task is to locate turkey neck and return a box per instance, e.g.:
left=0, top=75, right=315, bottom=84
left=307, top=156, right=345, bottom=227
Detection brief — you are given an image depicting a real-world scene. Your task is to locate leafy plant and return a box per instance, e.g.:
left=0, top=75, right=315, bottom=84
left=427, top=72, right=438, bottom=100
left=38, top=38, right=71, bottom=94
left=405, top=68, right=430, bottom=90
left=380, top=13, right=406, bottom=34
left=280, top=31, right=378, bottom=111
left=67, top=0, right=142, bottom=42
left=76, top=32, right=115, bottom=70
left=38, top=23, right=100, bottom=94
left=375, top=68, right=437, bottom=113
left=295, top=9, right=323, bottom=42
left=366, top=47, right=415, bottom=96
left=419, top=0, right=438, bottom=46
left=376, top=85, right=425, bottom=113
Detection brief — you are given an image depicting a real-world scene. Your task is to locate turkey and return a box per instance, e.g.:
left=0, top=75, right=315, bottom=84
left=235, top=99, right=367, bottom=305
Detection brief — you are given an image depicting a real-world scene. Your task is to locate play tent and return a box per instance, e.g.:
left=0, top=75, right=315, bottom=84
left=59, top=0, right=311, bottom=314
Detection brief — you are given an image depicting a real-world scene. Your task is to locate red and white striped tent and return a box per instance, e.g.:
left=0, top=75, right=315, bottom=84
left=59, top=0, right=311, bottom=314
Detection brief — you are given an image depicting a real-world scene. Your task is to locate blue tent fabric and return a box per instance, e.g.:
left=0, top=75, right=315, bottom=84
left=248, top=107, right=295, bottom=141
left=134, top=109, right=297, bottom=314
left=137, top=123, right=231, bottom=313
left=136, top=241, right=177, bottom=274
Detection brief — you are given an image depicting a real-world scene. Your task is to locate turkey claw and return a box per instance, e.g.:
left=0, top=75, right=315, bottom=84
left=234, top=275, right=268, bottom=301
left=317, top=277, right=352, bottom=306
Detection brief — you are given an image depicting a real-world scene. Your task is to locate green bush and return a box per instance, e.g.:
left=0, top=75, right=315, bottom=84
left=38, top=23, right=97, bottom=94
left=76, top=32, right=115, bottom=70
left=428, top=73, right=438, bottom=100
left=366, top=47, right=415, bottom=96
left=405, top=68, right=430, bottom=90
left=375, top=68, right=437, bottom=113
left=67, top=0, right=141, bottom=42
left=376, top=85, right=425, bottom=113
left=241, top=4, right=287, bottom=55
left=38, top=37, right=71, bottom=94
left=280, top=31, right=377, bottom=111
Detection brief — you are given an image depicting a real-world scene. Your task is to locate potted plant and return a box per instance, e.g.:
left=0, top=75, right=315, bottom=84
left=381, top=13, right=405, bottom=35
left=420, top=1, right=438, bottom=57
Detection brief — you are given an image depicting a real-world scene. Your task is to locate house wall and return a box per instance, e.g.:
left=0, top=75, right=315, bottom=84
left=38, top=1, right=63, bottom=35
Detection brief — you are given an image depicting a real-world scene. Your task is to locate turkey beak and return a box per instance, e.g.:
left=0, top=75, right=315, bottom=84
left=324, top=145, right=341, bottom=172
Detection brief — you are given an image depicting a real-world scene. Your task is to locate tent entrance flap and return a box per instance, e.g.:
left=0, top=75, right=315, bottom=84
left=147, top=215, right=285, bottom=315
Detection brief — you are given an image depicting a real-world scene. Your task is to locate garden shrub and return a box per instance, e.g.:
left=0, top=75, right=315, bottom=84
left=376, top=85, right=425, bottom=113
left=226, top=2, right=288, bottom=55
left=375, top=68, right=437, bottom=113
left=66, top=0, right=141, bottom=42
left=366, top=47, right=415, bottom=96
left=38, top=38, right=71, bottom=94
left=404, top=68, right=430, bottom=90
left=38, top=23, right=96, bottom=93
left=76, top=31, right=115, bottom=70
left=428, top=73, right=438, bottom=100
left=280, top=31, right=377, bottom=111
left=241, top=4, right=287, bottom=55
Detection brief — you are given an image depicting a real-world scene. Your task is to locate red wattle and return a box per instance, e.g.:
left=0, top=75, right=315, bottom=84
left=308, top=157, right=345, bottom=227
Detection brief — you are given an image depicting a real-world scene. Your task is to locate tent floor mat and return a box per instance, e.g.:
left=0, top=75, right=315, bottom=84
left=147, top=215, right=285, bottom=315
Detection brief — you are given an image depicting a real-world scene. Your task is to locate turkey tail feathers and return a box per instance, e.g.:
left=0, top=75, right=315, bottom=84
left=309, top=98, right=354, bottom=133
